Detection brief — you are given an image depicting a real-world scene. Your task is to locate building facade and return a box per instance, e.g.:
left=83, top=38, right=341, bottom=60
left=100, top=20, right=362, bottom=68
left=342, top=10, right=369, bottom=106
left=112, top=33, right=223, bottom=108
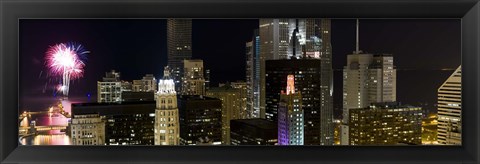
left=348, top=102, right=422, bottom=145
left=341, top=53, right=396, bottom=145
left=278, top=75, right=304, bottom=145
left=230, top=81, right=249, bottom=119
left=167, top=19, right=192, bottom=92
left=246, top=29, right=261, bottom=118
left=133, top=74, right=157, bottom=92
left=206, top=83, right=246, bottom=145
left=97, top=70, right=122, bottom=103
left=178, top=95, right=222, bottom=145
left=265, top=59, right=333, bottom=145
left=182, top=59, right=206, bottom=96
left=70, top=113, right=105, bottom=145
left=259, top=19, right=331, bottom=120
left=230, top=119, right=278, bottom=145
left=72, top=101, right=156, bottom=145
left=154, top=66, right=180, bottom=145
left=437, top=66, right=462, bottom=145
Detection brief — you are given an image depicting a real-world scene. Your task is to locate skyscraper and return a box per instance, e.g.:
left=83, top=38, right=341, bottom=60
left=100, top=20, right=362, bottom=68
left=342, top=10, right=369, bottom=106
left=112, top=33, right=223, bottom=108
left=259, top=19, right=331, bottom=120
left=341, top=20, right=396, bottom=145
left=182, top=59, right=206, bottom=96
left=154, top=66, right=180, bottom=145
left=206, top=83, right=245, bottom=145
left=167, top=19, right=192, bottom=92
left=278, top=75, right=304, bottom=145
left=265, top=59, right=333, bottom=145
left=246, top=29, right=261, bottom=118
left=437, top=66, right=462, bottom=145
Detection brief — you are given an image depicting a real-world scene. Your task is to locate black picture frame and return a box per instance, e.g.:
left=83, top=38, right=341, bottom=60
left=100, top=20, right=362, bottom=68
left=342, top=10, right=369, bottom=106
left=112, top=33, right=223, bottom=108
left=1, top=0, right=478, bottom=163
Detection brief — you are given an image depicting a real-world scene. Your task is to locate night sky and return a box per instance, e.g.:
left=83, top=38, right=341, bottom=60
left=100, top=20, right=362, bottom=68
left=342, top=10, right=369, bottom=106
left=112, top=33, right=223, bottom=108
left=19, top=19, right=460, bottom=117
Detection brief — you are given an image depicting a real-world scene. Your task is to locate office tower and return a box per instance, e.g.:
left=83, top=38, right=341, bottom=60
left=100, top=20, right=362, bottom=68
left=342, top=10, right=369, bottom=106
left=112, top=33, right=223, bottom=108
left=178, top=95, right=222, bottom=145
left=70, top=114, right=105, bottom=145
left=72, top=101, right=156, bottom=145
left=133, top=74, right=157, bottom=92
left=206, top=83, right=246, bottom=145
left=182, top=59, right=206, bottom=96
left=259, top=19, right=331, bottom=120
left=437, top=66, right=462, bottom=145
left=167, top=19, right=192, bottom=92
left=246, top=29, right=261, bottom=118
left=230, top=81, right=249, bottom=119
left=230, top=119, right=278, bottom=145
left=266, top=59, right=333, bottom=145
left=341, top=20, right=396, bottom=145
left=97, top=70, right=122, bottom=103
left=278, top=75, right=304, bottom=145
left=154, top=66, right=180, bottom=145
left=348, top=102, right=422, bottom=145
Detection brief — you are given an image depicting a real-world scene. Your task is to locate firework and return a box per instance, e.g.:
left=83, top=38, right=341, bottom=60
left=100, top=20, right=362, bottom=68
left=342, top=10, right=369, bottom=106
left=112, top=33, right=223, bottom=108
left=45, top=43, right=89, bottom=97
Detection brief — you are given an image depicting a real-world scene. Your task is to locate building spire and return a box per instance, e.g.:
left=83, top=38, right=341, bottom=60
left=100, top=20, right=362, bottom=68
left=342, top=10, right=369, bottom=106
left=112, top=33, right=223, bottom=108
left=356, top=18, right=360, bottom=54
left=286, top=75, right=295, bottom=95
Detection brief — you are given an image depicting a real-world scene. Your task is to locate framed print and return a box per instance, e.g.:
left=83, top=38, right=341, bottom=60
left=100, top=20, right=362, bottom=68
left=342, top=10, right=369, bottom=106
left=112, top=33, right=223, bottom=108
left=1, top=0, right=479, bottom=164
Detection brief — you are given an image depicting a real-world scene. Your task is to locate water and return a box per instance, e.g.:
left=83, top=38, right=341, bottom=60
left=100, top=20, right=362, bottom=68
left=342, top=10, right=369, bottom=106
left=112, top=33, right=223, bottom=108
left=19, top=96, right=89, bottom=145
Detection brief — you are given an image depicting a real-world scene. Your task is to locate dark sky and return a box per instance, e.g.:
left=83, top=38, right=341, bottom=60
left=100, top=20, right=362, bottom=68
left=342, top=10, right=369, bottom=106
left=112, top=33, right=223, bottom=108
left=19, top=19, right=460, bottom=116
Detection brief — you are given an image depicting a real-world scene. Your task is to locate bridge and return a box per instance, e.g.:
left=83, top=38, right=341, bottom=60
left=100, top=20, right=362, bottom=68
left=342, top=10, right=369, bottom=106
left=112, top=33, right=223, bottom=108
left=19, top=102, right=71, bottom=124
left=19, top=125, right=68, bottom=136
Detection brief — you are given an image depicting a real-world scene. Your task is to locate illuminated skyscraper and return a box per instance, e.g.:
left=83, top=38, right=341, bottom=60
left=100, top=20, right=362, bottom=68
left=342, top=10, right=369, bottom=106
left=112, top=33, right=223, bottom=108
left=437, top=66, right=462, bottom=145
left=154, top=66, right=180, bottom=145
left=278, top=75, right=304, bottom=145
left=206, top=83, right=245, bottom=145
left=182, top=59, right=205, bottom=96
left=266, top=59, right=333, bottom=145
left=341, top=20, right=396, bottom=145
left=167, top=19, right=192, bottom=92
left=259, top=19, right=331, bottom=120
left=246, top=30, right=261, bottom=118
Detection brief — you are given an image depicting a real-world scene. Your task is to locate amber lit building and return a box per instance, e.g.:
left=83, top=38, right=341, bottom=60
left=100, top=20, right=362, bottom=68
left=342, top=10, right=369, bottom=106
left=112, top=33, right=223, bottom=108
left=437, top=66, right=462, bottom=145
left=206, top=83, right=246, bottom=145
left=348, top=102, right=422, bottom=145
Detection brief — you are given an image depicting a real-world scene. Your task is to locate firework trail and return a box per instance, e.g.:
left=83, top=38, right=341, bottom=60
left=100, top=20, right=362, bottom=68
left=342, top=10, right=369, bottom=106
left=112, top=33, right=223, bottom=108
left=45, top=43, right=89, bottom=98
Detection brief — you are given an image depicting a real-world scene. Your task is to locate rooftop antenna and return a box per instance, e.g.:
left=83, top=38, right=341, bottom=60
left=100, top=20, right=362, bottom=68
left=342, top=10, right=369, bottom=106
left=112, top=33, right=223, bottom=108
left=355, top=18, right=360, bottom=54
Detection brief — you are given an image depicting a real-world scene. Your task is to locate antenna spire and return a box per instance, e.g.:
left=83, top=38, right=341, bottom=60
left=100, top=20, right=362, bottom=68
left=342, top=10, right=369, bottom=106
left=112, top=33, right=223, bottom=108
left=356, top=18, right=359, bottom=54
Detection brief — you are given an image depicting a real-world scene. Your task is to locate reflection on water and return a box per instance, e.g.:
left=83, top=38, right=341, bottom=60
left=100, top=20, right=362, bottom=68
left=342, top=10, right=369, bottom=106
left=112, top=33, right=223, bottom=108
left=21, top=133, right=71, bottom=145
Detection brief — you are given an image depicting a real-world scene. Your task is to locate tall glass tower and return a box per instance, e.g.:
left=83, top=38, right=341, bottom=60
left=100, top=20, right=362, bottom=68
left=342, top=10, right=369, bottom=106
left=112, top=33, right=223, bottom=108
left=167, top=19, right=192, bottom=92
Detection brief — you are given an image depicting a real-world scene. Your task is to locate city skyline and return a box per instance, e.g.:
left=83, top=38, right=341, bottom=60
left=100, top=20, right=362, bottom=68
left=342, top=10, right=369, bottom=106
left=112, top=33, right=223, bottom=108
left=18, top=19, right=461, bottom=146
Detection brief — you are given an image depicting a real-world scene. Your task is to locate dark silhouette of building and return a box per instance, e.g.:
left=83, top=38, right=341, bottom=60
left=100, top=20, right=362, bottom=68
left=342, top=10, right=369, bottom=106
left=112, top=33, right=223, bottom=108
left=230, top=119, right=277, bottom=145
left=178, top=95, right=222, bottom=145
left=265, top=59, right=333, bottom=145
